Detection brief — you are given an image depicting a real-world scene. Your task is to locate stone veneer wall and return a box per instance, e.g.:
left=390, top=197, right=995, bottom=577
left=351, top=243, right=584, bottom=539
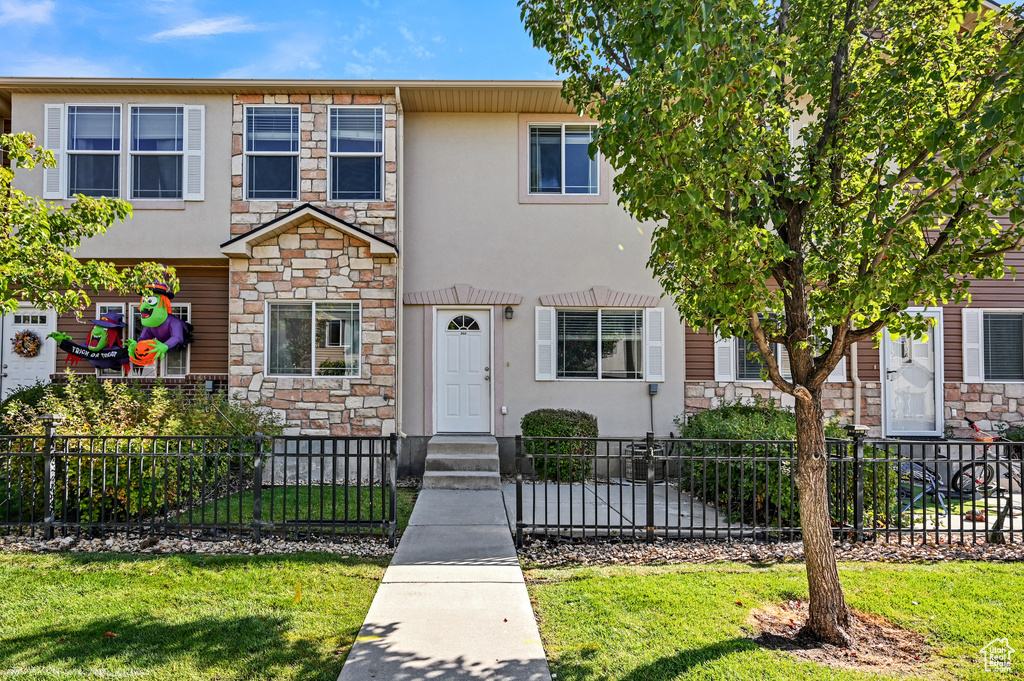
left=228, top=92, right=398, bottom=436
left=229, top=93, right=397, bottom=239
left=228, top=220, right=397, bottom=436
left=683, top=381, right=1024, bottom=438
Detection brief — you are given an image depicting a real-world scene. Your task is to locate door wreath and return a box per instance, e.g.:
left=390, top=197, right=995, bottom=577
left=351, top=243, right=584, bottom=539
left=12, top=330, right=42, bottom=358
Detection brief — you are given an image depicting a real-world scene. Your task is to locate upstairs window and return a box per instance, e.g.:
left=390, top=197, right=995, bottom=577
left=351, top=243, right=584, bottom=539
left=130, top=106, right=183, bottom=199
left=67, top=105, right=120, bottom=197
left=329, top=107, right=383, bottom=201
left=528, top=123, right=598, bottom=195
left=245, top=106, right=299, bottom=200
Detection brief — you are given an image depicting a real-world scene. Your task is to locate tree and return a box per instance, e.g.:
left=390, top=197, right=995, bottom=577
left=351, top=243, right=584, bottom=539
left=520, top=0, right=1024, bottom=645
left=0, top=132, right=176, bottom=316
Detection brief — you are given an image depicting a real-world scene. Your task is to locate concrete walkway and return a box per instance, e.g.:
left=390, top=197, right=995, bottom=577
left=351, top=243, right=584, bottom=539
left=338, top=490, right=551, bottom=681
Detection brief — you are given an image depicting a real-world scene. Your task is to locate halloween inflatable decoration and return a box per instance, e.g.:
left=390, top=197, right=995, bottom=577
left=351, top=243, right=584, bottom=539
left=127, top=281, right=192, bottom=367
left=48, top=312, right=131, bottom=373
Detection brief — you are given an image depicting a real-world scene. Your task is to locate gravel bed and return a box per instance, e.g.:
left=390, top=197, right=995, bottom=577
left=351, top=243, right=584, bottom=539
left=0, top=533, right=395, bottom=558
left=518, top=536, right=1024, bottom=567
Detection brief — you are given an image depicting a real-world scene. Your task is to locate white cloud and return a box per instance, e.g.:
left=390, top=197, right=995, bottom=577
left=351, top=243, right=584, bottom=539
left=0, top=0, right=55, bottom=25
left=1, top=52, right=119, bottom=77
left=151, top=16, right=257, bottom=40
left=398, top=26, right=434, bottom=60
left=344, top=62, right=375, bottom=79
left=219, top=35, right=325, bottom=78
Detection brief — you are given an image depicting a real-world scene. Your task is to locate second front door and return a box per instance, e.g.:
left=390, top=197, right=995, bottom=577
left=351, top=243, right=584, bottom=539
left=435, top=308, right=491, bottom=433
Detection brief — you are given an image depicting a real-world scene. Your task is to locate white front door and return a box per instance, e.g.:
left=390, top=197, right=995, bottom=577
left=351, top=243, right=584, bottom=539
left=1, top=306, right=56, bottom=400
left=882, top=309, right=944, bottom=437
left=435, top=308, right=491, bottom=433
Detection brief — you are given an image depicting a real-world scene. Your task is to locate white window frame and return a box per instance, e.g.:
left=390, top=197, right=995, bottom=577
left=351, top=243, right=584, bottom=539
left=527, top=122, right=599, bottom=196
left=128, top=302, right=191, bottom=378
left=244, top=105, right=300, bottom=201
left=128, top=106, right=184, bottom=201
left=327, top=105, right=384, bottom=202
left=65, top=103, right=121, bottom=199
left=715, top=331, right=847, bottom=383
left=518, top=114, right=610, bottom=205
left=553, top=308, right=644, bottom=382
left=264, top=300, right=362, bottom=378
left=94, top=302, right=126, bottom=378
left=963, top=308, right=1024, bottom=383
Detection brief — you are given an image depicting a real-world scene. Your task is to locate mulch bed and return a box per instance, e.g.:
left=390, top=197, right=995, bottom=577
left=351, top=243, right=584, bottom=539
left=748, top=600, right=930, bottom=674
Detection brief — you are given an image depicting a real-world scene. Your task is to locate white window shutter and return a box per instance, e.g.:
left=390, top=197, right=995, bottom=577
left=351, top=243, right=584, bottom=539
left=183, top=105, right=205, bottom=201
left=535, top=306, right=557, bottom=381
left=43, top=104, right=64, bottom=199
left=713, top=329, right=735, bottom=382
left=644, top=307, right=665, bottom=382
left=962, top=308, right=984, bottom=383
left=780, top=345, right=793, bottom=381
left=824, top=329, right=847, bottom=383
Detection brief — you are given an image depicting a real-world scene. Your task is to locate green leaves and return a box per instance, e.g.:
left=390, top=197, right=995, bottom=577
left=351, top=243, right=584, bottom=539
left=0, top=132, right=178, bottom=316
left=521, top=0, right=1024, bottom=390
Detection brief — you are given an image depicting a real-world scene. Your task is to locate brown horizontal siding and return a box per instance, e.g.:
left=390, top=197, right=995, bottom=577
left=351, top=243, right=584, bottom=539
left=686, top=325, right=715, bottom=381
left=55, top=266, right=228, bottom=375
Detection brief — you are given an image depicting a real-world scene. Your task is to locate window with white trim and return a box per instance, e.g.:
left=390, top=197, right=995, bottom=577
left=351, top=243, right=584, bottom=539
left=535, top=307, right=664, bottom=381
left=329, top=107, right=383, bottom=201
left=130, top=106, right=183, bottom=199
left=245, top=106, right=299, bottom=200
left=67, top=105, right=120, bottom=197
left=963, top=309, right=1024, bottom=382
left=715, top=331, right=847, bottom=383
left=95, top=303, right=126, bottom=378
left=128, top=303, right=190, bottom=378
left=267, top=302, right=361, bottom=377
left=528, top=123, right=598, bottom=195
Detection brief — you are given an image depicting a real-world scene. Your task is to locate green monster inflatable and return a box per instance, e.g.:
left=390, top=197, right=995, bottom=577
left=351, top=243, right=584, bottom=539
left=127, top=282, right=192, bottom=367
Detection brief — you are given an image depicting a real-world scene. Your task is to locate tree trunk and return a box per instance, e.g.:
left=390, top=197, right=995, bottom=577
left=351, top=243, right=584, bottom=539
left=794, top=388, right=853, bottom=646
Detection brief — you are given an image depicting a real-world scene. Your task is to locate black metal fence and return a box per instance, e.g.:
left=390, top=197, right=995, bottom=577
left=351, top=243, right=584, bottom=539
left=514, top=432, right=1022, bottom=546
left=0, top=418, right=399, bottom=546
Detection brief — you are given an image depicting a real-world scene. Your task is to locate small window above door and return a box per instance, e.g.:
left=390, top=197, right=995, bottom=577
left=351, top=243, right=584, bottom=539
left=447, top=315, right=480, bottom=331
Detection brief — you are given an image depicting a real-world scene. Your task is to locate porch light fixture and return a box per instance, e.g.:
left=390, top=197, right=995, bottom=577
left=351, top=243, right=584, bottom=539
left=504, top=306, right=514, bottom=320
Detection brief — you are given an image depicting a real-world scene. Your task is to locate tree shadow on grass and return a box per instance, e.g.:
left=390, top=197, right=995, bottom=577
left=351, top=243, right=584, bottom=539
left=0, top=613, right=360, bottom=680
left=553, top=638, right=756, bottom=681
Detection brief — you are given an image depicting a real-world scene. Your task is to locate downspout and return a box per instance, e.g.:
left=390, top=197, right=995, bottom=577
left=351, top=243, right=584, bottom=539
left=850, top=325, right=861, bottom=426
left=395, top=86, right=407, bottom=438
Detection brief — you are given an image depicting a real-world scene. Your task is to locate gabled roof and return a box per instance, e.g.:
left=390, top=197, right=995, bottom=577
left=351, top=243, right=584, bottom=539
left=220, top=203, right=398, bottom=257
left=404, top=284, right=522, bottom=306
left=540, top=286, right=660, bottom=308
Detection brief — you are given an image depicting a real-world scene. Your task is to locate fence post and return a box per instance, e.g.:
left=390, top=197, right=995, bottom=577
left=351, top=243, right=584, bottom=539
left=40, top=414, right=63, bottom=540
left=646, top=431, right=655, bottom=545
left=846, top=424, right=869, bottom=542
left=388, top=433, right=398, bottom=549
left=252, top=431, right=264, bottom=543
left=515, top=435, right=524, bottom=549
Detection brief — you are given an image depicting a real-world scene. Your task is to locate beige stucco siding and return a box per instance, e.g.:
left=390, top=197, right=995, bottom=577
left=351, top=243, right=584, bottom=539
left=401, top=112, right=686, bottom=437
left=11, top=93, right=232, bottom=261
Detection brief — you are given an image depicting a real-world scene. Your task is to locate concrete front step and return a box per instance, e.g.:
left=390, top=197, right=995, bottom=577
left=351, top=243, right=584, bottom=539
left=426, top=435, right=499, bottom=456
left=422, top=470, right=500, bottom=490
left=421, top=435, right=501, bottom=490
left=425, top=452, right=500, bottom=473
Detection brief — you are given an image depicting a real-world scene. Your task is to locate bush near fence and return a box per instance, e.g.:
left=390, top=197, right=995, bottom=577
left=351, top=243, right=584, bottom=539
left=1, top=377, right=282, bottom=528
left=674, top=398, right=900, bottom=527
left=521, top=409, right=598, bottom=482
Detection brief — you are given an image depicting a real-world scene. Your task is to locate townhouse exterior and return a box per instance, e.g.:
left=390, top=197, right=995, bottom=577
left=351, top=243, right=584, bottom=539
left=0, top=78, right=1022, bottom=470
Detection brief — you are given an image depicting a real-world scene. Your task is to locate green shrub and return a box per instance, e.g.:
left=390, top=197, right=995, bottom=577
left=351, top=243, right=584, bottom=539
left=0, top=374, right=283, bottom=525
left=673, top=397, right=899, bottom=529
left=0, top=381, right=51, bottom=435
left=521, top=408, right=598, bottom=481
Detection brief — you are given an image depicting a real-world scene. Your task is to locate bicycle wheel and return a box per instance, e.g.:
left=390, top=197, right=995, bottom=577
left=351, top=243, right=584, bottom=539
left=951, top=462, right=995, bottom=494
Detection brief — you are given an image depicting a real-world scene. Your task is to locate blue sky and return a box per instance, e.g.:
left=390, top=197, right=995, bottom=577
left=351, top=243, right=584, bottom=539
left=0, top=0, right=559, bottom=80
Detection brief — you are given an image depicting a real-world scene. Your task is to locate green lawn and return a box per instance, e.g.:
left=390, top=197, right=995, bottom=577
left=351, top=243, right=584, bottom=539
left=181, top=486, right=418, bottom=536
left=0, top=552, right=388, bottom=681
left=527, top=561, right=1024, bottom=680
